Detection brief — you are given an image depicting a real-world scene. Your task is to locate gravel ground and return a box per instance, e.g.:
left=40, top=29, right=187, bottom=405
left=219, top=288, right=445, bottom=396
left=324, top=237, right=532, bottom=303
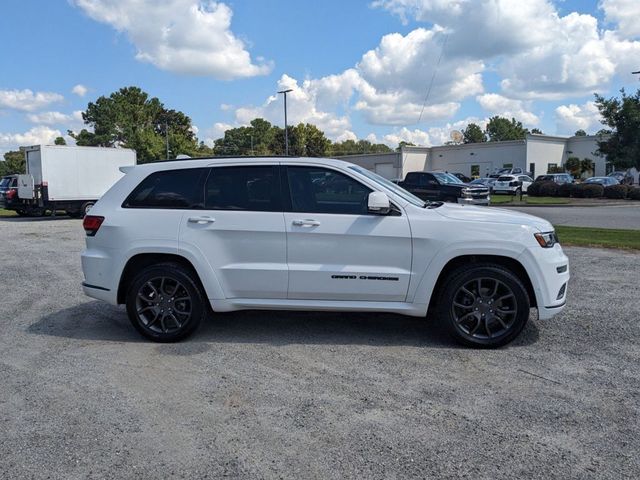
left=504, top=204, right=640, bottom=229
left=0, top=217, right=639, bottom=479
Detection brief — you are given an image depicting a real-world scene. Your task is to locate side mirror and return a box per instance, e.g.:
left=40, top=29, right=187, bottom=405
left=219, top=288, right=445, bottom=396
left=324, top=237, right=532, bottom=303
left=368, top=191, right=390, bottom=215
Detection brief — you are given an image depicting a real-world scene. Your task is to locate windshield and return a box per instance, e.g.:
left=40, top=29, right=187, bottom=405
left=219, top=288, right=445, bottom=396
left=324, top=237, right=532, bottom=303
left=432, top=172, right=464, bottom=184
left=348, top=166, right=426, bottom=207
left=0, top=178, right=9, bottom=189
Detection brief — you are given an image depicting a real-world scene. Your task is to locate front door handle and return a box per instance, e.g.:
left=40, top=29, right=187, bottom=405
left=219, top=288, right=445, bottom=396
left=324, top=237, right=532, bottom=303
left=292, top=219, right=321, bottom=227
left=188, top=216, right=215, bottom=224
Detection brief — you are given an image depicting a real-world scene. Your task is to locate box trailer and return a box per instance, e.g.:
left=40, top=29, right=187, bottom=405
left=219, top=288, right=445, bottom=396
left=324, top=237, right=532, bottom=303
left=12, top=145, right=136, bottom=217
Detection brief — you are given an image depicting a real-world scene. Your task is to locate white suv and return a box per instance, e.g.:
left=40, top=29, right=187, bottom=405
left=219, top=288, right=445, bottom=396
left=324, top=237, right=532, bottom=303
left=81, top=158, right=569, bottom=347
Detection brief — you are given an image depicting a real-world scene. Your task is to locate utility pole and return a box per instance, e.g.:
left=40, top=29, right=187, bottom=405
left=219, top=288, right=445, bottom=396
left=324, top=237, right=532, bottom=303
left=165, top=121, right=170, bottom=160
left=277, top=89, right=293, bottom=156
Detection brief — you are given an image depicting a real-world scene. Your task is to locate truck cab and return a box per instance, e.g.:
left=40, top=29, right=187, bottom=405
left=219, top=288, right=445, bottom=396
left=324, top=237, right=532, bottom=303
left=0, top=175, right=19, bottom=210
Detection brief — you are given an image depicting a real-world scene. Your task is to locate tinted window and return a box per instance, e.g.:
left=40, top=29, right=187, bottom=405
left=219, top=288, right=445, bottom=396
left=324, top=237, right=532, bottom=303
left=497, top=176, right=514, bottom=181
left=205, top=166, right=281, bottom=211
left=405, top=172, right=424, bottom=185
left=124, top=168, right=207, bottom=209
left=287, top=166, right=371, bottom=215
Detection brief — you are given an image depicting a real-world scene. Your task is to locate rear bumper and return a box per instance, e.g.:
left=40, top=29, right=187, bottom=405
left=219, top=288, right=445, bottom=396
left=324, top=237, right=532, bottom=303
left=81, top=247, right=120, bottom=304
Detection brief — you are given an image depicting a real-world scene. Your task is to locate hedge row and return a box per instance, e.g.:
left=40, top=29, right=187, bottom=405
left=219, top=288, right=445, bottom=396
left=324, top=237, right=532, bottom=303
left=528, top=181, right=640, bottom=200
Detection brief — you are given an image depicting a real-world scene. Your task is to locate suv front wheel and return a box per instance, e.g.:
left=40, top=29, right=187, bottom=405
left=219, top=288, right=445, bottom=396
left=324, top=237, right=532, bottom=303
left=437, top=264, right=530, bottom=348
left=125, top=263, right=206, bottom=342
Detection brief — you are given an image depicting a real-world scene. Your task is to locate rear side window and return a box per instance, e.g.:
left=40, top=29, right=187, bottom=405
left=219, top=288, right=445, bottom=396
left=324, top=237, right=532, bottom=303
left=205, top=166, right=281, bottom=211
left=124, top=168, right=207, bottom=209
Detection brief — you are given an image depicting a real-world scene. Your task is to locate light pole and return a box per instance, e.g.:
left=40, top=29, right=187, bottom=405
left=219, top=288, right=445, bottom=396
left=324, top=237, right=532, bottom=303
left=277, top=88, right=293, bottom=156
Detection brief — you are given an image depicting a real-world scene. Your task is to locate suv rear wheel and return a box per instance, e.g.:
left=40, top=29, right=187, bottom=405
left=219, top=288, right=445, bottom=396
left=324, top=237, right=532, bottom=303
left=437, top=264, right=530, bottom=348
left=125, top=262, right=206, bottom=342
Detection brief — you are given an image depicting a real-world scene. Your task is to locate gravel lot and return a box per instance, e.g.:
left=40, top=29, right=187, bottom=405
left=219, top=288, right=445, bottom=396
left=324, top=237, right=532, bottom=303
left=1, top=217, right=639, bottom=479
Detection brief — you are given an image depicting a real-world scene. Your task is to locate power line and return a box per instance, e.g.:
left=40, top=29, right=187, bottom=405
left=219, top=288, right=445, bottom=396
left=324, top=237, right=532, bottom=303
left=417, top=32, right=449, bottom=125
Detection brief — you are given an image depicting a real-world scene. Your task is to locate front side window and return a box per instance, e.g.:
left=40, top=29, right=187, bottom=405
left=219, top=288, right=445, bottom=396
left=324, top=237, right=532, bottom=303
left=287, top=166, right=371, bottom=215
left=124, top=168, right=207, bottom=209
left=205, top=165, right=281, bottom=211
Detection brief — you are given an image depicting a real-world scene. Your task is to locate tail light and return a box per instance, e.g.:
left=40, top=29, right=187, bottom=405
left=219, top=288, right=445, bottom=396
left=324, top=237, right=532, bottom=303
left=83, top=215, right=104, bottom=236
left=6, top=188, right=16, bottom=200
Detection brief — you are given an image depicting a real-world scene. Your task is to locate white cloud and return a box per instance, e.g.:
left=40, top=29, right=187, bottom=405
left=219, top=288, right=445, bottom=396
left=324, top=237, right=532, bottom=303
left=555, top=101, right=602, bottom=135
left=72, top=0, right=272, bottom=79
left=26, top=110, right=84, bottom=126
left=0, top=89, right=64, bottom=112
left=600, top=0, right=640, bottom=38
left=0, top=126, right=62, bottom=150
left=476, top=94, right=539, bottom=126
left=71, top=84, right=88, bottom=97
left=335, top=131, right=358, bottom=143
left=374, top=0, right=638, bottom=100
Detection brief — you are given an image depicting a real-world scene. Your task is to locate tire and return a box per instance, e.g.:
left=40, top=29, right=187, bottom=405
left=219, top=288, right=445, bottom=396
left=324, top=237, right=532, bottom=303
left=436, top=264, right=530, bottom=348
left=125, top=262, right=206, bottom=342
left=515, top=188, right=522, bottom=197
left=81, top=202, right=95, bottom=216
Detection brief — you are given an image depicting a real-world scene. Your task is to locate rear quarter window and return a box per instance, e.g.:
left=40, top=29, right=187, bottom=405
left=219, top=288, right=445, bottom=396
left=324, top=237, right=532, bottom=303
left=123, top=168, right=208, bottom=209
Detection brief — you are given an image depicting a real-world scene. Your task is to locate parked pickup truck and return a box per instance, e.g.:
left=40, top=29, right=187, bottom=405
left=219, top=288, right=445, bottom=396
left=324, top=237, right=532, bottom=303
left=396, top=171, right=490, bottom=205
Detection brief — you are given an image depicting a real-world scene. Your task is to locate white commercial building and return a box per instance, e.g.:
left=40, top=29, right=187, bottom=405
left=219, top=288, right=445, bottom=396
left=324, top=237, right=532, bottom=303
left=336, top=134, right=637, bottom=182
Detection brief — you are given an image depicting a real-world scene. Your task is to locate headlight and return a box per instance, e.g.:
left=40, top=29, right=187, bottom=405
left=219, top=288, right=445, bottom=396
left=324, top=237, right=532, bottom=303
left=534, top=231, right=558, bottom=248
left=461, top=188, right=471, bottom=196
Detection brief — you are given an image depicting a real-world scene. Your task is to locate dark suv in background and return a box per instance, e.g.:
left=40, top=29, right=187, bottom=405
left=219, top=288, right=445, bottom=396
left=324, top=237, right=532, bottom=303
left=0, top=175, right=18, bottom=209
left=396, top=171, right=490, bottom=205
left=533, top=173, right=574, bottom=185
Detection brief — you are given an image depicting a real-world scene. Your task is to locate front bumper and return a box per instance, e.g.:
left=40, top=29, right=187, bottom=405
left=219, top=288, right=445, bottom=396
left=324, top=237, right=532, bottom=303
left=519, top=244, right=570, bottom=320
left=458, top=195, right=490, bottom=206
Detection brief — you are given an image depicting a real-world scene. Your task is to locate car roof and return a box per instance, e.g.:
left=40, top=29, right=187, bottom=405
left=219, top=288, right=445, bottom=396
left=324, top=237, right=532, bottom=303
left=129, top=156, right=359, bottom=172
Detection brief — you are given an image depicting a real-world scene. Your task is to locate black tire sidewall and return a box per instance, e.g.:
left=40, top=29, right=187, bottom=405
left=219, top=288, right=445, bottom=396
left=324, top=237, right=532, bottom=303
left=126, top=263, right=205, bottom=342
left=438, top=265, right=530, bottom=348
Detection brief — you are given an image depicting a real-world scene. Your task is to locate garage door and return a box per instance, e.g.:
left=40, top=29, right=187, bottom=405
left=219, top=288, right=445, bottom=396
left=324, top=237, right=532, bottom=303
left=374, top=163, right=396, bottom=180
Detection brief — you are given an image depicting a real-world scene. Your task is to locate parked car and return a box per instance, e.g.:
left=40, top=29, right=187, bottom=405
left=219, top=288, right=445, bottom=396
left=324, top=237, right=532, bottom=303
left=469, top=177, right=497, bottom=192
left=607, top=171, right=633, bottom=185
left=396, top=171, right=490, bottom=205
left=81, top=157, right=569, bottom=348
left=584, top=176, right=619, bottom=186
left=533, top=174, right=574, bottom=185
left=489, top=167, right=532, bottom=178
left=450, top=172, right=471, bottom=183
left=492, top=175, right=534, bottom=195
left=0, top=175, right=18, bottom=209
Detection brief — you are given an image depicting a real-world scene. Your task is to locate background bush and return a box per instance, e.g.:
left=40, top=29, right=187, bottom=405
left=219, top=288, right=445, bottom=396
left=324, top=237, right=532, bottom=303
left=583, top=184, right=604, bottom=198
left=603, top=184, right=628, bottom=199
left=539, top=182, right=559, bottom=197
left=557, top=183, right=574, bottom=197
left=628, top=188, right=640, bottom=200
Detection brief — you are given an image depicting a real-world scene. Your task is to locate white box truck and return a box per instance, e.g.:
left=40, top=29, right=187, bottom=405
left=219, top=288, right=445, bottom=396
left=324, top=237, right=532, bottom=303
left=11, top=145, right=136, bottom=217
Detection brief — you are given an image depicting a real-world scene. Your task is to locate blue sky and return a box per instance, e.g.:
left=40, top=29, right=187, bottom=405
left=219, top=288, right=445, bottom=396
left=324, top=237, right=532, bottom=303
left=1, top=0, right=639, bottom=153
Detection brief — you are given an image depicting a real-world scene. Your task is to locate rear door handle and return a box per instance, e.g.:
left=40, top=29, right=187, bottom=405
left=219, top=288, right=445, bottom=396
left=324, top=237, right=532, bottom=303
left=188, top=216, right=215, bottom=224
left=292, top=219, right=320, bottom=227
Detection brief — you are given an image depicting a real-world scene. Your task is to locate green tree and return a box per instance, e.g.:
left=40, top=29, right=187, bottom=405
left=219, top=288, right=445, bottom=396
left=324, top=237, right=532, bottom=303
left=463, top=123, right=487, bottom=143
left=485, top=116, right=529, bottom=142
left=574, top=129, right=587, bottom=136
left=329, top=139, right=391, bottom=156
left=594, top=88, right=640, bottom=170
left=70, top=86, right=199, bottom=163
left=54, top=136, right=66, bottom=145
left=396, top=141, right=415, bottom=152
left=564, top=156, right=581, bottom=178
left=531, top=128, right=543, bottom=134
left=214, top=118, right=276, bottom=156
left=0, top=150, right=26, bottom=176
left=580, top=158, right=595, bottom=177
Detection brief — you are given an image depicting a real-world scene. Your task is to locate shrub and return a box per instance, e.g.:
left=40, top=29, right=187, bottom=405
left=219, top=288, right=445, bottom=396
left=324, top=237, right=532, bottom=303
left=583, top=184, right=604, bottom=198
left=572, top=183, right=585, bottom=198
left=557, top=183, right=574, bottom=197
left=526, top=181, right=543, bottom=197
left=539, top=182, right=559, bottom=197
left=628, top=187, right=640, bottom=200
left=603, top=184, right=628, bottom=199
